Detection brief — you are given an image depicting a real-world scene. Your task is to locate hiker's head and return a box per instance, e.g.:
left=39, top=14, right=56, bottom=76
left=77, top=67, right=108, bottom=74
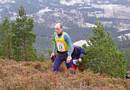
left=55, top=23, right=63, bottom=34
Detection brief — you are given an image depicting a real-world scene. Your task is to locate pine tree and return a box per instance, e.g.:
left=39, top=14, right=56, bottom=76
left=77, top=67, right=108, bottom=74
left=12, top=7, right=37, bottom=61
left=84, top=21, right=127, bottom=78
left=0, top=18, right=13, bottom=59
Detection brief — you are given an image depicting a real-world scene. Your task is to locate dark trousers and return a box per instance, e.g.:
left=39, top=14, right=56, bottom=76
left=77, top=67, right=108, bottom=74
left=53, top=52, right=70, bottom=72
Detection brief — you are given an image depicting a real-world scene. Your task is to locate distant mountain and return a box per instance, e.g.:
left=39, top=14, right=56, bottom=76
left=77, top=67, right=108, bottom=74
left=0, top=0, right=130, bottom=55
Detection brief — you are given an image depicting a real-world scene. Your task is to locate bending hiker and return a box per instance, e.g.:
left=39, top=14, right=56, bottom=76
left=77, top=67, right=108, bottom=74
left=66, top=45, right=86, bottom=71
left=51, top=23, right=73, bottom=72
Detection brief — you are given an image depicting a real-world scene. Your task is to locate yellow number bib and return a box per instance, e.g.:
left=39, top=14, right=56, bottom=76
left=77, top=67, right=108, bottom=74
left=57, top=42, right=65, bottom=52
left=55, top=32, right=69, bottom=52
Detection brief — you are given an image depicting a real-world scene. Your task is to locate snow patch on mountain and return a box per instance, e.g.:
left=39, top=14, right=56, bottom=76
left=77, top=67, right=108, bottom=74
left=0, top=0, right=15, bottom=4
left=36, top=7, right=52, bottom=16
left=60, top=0, right=84, bottom=6
left=85, top=23, right=96, bottom=28
left=35, top=7, right=52, bottom=23
left=117, top=33, right=130, bottom=41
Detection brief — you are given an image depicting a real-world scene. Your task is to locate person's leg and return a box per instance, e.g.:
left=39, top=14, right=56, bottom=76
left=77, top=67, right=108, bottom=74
left=53, top=53, right=67, bottom=72
left=65, top=60, right=77, bottom=75
left=65, top=59, right=73, bottom=69
left=68, top=59, right=78, bottom=71
left=71, top=64, right=78, bottom=70
left=52, top=54, right=63, bottom=72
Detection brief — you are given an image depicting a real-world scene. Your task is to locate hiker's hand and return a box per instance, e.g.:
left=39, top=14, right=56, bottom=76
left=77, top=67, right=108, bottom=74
left=66, top=56, right=72, bottom=63
left=78, top=58, right=82, bottom=62
left=51, top=52, right=55, bottom=58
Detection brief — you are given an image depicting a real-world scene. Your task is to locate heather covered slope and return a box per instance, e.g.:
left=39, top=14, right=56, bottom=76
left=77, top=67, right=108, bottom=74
left=0, top=59, right=127, bottom=90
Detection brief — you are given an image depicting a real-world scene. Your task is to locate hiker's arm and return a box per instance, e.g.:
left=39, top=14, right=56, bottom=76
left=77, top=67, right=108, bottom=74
left=51, top=33, right=56, bottom=57
left=53, top=33, right=57, bottom=52
left=64, top=34, right=73, bottom=57
left=52, top=40, right=56, bottom=53
left=78, top=48, right=86, bottom=62
left=79, top=48, right=85, bottom=58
